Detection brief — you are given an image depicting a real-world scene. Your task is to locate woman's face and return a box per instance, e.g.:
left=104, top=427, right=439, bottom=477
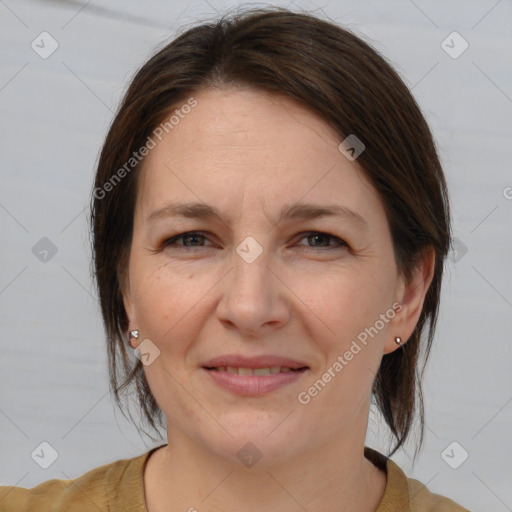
left=123, top=87, right=423, bottom=465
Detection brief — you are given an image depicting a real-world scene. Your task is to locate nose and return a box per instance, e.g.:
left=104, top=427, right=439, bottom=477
left=216, top=241, right=290, bottom=336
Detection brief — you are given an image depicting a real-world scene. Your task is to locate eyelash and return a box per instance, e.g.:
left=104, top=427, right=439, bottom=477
left=161, top=231, right=348, bottom=250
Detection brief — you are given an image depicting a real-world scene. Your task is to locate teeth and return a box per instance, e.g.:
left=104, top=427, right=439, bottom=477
left=215, top=366, right=298, bottom=375
left=253, top=368, right=271, bottom=376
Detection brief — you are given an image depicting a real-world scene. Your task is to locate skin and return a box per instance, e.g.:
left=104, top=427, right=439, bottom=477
left=122, top=87, right=435, bottom=512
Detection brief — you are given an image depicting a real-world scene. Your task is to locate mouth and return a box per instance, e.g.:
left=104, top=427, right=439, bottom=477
left=203, top=366, right=308, bottom=376
left=201, top=357, right=309, bottom=396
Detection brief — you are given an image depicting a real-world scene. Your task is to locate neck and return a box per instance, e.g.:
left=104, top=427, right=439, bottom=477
left=144, top=413, right=386, bottom=512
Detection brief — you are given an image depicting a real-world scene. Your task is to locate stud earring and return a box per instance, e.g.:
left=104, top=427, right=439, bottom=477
left=394, top=336, right=402, bottom=345
left=129, top=330, right=139, bottom=340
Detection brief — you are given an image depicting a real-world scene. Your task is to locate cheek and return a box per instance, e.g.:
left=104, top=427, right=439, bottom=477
left=294, top=269, right=392, bottom=424
left=292, top=260, right=396, bottom=407
left=129, top=256, right=206, bottom=350
left=293, top=262, right=394, bottom=343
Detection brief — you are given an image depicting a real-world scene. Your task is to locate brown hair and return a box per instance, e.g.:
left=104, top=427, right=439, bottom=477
left=89, top=6, right=451, bottom=459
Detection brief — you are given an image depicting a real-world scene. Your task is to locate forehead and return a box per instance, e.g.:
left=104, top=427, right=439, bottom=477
left=135, top=87, right=382, bottom=225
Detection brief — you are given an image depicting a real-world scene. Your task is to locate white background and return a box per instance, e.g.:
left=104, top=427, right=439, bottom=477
left=1, top=1, right=511, bottom=510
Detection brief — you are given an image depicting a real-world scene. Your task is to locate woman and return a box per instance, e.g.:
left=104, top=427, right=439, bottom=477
left=0, top=7, right=470, bottom=511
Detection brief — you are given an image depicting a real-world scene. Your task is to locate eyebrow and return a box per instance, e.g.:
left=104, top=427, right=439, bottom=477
left=146, top=201, right=367, bottom=228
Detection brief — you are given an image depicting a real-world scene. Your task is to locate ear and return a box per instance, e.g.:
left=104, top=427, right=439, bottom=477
left=383, top=247, right=436, bottom=355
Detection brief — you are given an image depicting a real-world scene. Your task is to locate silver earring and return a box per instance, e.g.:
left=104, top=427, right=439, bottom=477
left=130, top=330, right=139, bottom=340
left=394, top=336, right=402, bottom=345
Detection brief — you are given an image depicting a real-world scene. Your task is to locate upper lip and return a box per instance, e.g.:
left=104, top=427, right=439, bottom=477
left=202, top=355, right=309, bottom=370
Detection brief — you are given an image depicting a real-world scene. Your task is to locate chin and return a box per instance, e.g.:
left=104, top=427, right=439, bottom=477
left=202, top=413, right=309, bottom=468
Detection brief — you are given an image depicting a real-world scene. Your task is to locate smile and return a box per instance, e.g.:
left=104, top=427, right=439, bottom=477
left=202, top=366, right=308, bottom=396
left=206, top=366, right=306, bottom=375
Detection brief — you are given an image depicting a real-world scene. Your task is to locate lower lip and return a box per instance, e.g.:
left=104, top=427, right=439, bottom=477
left=202, top=368, right=307, bottom=396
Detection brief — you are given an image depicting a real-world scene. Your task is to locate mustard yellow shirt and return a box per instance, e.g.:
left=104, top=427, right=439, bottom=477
left=0, top=445, right=470, bottom=511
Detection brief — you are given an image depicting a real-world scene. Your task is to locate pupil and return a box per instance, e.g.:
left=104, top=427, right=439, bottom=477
left=310, top=234, right=327, bottom=246
left=185, top=234, right=202, bottom=246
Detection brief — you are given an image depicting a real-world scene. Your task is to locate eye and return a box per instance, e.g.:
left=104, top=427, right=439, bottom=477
left=162, top=231, right=212, bottom=248
left=295, top=231, right=348, bottom=249
left=160, top=231, right=348, bottom=250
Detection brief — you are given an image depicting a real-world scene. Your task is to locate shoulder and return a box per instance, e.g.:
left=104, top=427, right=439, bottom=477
left=364, top=446, right=470, bottom=512
left=406, top=476, right=470, bottom=512
left=386, top=457, right=471, bottom=512
left=0, top=449, right=150, bottom=512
